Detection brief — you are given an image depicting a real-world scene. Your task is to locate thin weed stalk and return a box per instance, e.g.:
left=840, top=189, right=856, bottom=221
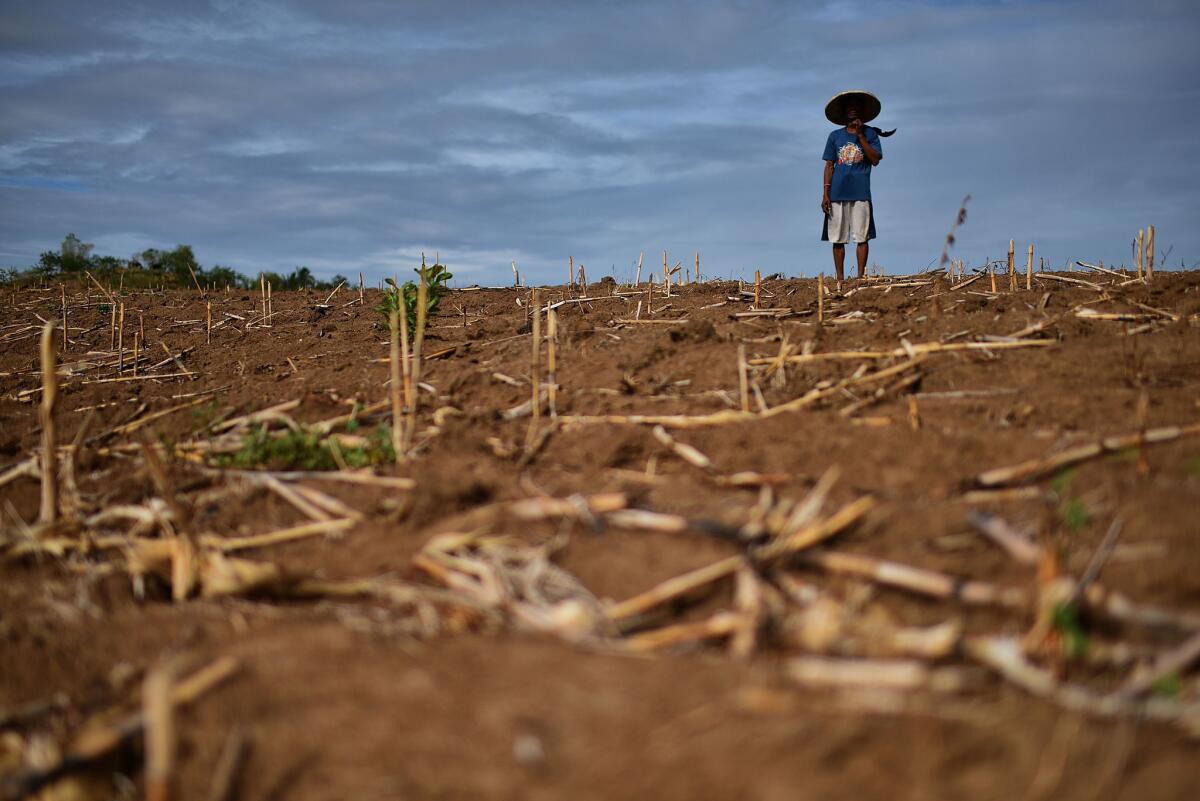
left=407, top=272, right=428, bottom=450
left=547, top=307, right=558, bottom=417
left=39, top=322, right=57, bottom=526
left=389, top=307, right=404, bottom=462
left=529, top=288, right=542, bottom=440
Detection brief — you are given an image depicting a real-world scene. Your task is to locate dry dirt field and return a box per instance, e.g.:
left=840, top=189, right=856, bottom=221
left=2, top=268, right=1200, bottom=800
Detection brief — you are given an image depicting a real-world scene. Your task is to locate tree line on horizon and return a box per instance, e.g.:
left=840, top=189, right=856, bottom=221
left=0, top=233, right=347, bottom=291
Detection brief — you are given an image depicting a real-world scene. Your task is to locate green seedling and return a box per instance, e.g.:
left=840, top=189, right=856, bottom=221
left=376, top=262, right=453, bottom=335
left=1107, top=447, right=1139, bottom=464
left=1049, top=467, right=1076, bottom=497
left=191, top=399, right=224, bottom=432
left=344, top=402, right=365, bottom=432
left=219, top=423, right=394, bottom=471
left=1151, top=672, right=1181, bottom=698
left=1060, top=498, right=1092, bottom=533
left=1052, top=602, right=1089, bottom=660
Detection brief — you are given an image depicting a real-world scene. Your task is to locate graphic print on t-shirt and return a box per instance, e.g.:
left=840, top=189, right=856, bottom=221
left=837, top=142, right=864, bottom=166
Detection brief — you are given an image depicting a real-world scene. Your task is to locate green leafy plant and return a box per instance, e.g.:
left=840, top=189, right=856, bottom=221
left=190, top=399, right=226, bottom=434
left=1151, top=671, right=1181, bottom=698
left=1049, top=467, right=1076, bottom=497
left=344, top=402, right=365, bottom=432
left=376, top=262, right=453, bottom=335
left=1060, top=498, right=1092, bottom=533
left=1107, top=447, right=1140, bottom=464
left=218, top=423, right=394, bottom=471
left=1052, top=602, right=1089, bottom=660
left=1049, top=467, right=1090, bottom=536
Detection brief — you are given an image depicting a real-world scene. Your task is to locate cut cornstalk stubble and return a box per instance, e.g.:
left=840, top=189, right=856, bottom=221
left=787, top=657, right=970, bottom=693
left=967, top=511, right=1043, bottom=565
left=607, top=495, right=875, bottom=624
left=407, top=278, right=427, bottom=448
left=799, top=550, right=1028, bottom=609
left=389, top=307, right=404, bottom=462
left=622, top=611, right=741, bottom=653
left=38, top=322, right=58, bottom=527
left=527, top=288, right=541, bottom=448
left=966, top=636, right=1200, bottom=733
left=9, top=657, right=239, bottom=799
left=651, top=425, right=714, bottom=473
left=975, top=422, right=1200, bottom=487
left=547, top=307, right=558, bottom=417
left=143, top=660, right=177, bottom=801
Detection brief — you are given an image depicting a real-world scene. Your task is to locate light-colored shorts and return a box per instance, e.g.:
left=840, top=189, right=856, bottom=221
left=827, top=200, right=871, bottom=244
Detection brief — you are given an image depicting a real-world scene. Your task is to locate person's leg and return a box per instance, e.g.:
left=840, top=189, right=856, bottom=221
left=828, top=202, right=848, bottom=281
left=850, top=201, right=871, bottom=279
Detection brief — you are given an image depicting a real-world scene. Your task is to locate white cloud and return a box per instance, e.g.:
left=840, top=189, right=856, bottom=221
left=219, top=136, right=311, bottom=157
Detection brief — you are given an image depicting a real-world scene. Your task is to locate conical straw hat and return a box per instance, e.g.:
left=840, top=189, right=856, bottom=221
left=824, top=90, right=881, bottom=125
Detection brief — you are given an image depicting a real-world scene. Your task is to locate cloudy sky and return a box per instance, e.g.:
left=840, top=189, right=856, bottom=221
left=2, top=0, right=1197, bottom=285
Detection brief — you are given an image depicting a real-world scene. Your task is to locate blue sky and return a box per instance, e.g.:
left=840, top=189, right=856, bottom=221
left=2, top=0, right=1198, bottom=284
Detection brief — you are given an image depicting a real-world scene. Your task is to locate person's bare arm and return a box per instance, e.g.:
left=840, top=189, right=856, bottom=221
left=848, top=119, right=882, bottom=165
left=858, top=132, right=881, bottom=165
left=822, top=160, right=833, bottom=213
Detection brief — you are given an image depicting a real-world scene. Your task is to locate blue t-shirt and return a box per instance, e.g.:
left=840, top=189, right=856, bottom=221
left=822, top=127, right=881, bottom=202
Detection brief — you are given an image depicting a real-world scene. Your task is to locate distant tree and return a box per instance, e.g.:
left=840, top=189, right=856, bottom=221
left=159, top=245, right=200, bottom=285
left=37, top=250, right=63, bottom=273
left=93, top=255, right=126, bottom=271
left=139, top=248, right=166, bottom=271
left=287, top=266, right=315, bottom=290
left=60, top=233, right=94, bottom=271
left=259, top=271, right=286, bottom=290
left=203, top=264, right=246, bottom=289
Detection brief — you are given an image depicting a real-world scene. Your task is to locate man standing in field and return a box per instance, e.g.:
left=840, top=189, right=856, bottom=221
left=821, top=90, right=885, bottom=281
